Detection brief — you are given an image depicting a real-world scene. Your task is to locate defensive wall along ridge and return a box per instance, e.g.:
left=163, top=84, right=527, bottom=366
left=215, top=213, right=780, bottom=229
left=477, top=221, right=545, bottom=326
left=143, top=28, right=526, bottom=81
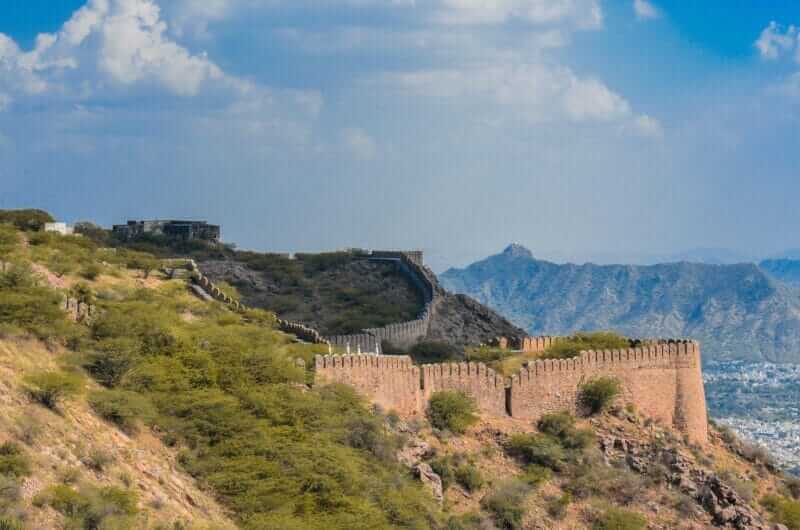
left=186, top=251, right=443, bottom=352
left=314, top=338, right=709, bottom=445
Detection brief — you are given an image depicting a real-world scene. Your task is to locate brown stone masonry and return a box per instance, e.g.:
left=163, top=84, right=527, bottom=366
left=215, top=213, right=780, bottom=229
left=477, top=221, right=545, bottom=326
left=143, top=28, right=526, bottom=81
left=315, top=354, right=421, bottom=415
left=313, top=340, right=709, bottom=445
left=422, top=362, right=506, bottom=417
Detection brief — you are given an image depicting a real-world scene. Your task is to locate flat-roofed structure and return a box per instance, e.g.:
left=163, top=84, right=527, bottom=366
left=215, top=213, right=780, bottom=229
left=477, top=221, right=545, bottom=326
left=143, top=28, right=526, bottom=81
left=112, top=220, right=220, bottom=242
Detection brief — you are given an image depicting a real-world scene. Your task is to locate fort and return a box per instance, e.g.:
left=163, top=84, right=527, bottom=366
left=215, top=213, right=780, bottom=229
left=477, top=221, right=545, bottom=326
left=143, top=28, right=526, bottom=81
left=314, top=340, right=709, bottom=445
left=185, top=250, right=709, bottom=445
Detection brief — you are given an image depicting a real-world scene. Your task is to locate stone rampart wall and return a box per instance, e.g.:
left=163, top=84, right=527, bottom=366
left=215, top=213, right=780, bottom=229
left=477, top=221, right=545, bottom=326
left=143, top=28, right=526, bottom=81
left=507, top=340, right=707, bottom=444
left=315, top=354, right=421, bottom=415
left=422, top=362, right=506, bottom=416
left=313, top=339, right=709, bottom=445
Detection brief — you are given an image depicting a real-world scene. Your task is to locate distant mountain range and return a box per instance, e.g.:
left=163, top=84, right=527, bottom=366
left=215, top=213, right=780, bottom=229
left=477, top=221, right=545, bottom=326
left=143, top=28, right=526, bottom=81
left=440, top=244, right=800, bottom=363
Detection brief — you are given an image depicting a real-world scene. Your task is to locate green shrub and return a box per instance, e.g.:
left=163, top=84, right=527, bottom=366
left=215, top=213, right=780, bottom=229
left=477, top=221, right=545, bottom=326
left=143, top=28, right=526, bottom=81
left=546, top=493, right=571, bottom=519
left=0, top=518, right=25, bottom=530
left=24, top=371, right=83, bottom=410
left=85, top=448, right=115, bottom=472
left=410, top=341, right=461, bottom=364
left=579, top=377, right=621, bottom=415
left=537, top=412, right=575, bottom=438
left=480, top=479, right=531, bottom=530
left=539, top=332, right=631, bottom=360
left=0, top=209, right=54, bottom=231
left=785, top=476, right=800, bottom=500
left=762, top=495, right=800, bottom=529
left=0, top=442, right=31, bottom=478
left=454, top=464, right=484, bottom=493
left=592, top=507, right=647, bottom=530
left=445, top=513, right=483, bottom=530
left=506, top=434, right=566, bottom=471
left=80, top=263, right=102, bottom=281
left=89, top=389, right=156, bottom=434
left=430, top=456, right=456, bottom=490
left=38, top=484, right=138, bottom=529
left=427, top=391, right=479, bottom=434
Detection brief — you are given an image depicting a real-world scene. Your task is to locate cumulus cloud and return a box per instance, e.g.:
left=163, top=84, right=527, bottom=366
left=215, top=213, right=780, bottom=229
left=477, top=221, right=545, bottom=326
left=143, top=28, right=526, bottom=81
left=432, top=0, right=603, bottom=28
left=377, top=63, right=657, bottom=134
left=633, top=0, right=660, bottom=21
left=342, top=128, right=378, bottom=160
left=755, top=21, right=799, bottom=61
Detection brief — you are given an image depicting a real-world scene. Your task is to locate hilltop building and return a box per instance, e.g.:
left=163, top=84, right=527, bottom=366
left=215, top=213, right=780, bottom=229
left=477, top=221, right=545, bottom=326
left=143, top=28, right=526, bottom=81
left=112, top=220, right=220, bottom=242
left=44, top=222, right=75, bottom=235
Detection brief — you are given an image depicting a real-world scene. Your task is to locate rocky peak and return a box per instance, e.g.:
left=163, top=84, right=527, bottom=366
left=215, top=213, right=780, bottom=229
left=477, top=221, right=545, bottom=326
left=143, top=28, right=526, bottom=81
left=502, top=243, right=533, bottom=260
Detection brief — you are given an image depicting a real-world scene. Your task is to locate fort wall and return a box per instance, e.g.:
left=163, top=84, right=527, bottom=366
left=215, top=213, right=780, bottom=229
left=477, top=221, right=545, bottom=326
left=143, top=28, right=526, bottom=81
left=315, top=354, right=421, bottom=415
left=422, top=362, right=506, bottom=417
left=312, top=339, right=709, bottom=445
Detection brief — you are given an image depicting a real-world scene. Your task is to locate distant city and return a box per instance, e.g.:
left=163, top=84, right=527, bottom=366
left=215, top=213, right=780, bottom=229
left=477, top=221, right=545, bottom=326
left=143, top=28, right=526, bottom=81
left=704, top=361, right=800, bottom=474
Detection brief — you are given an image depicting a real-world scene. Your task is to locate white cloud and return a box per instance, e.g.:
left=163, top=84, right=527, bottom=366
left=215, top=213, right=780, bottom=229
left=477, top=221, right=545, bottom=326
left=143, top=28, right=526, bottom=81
left=342, top=127, right=378, bottom=160
left=0, top=93, right=11, bottom=111
left=432, top=0, right=602, bottom=28
left=632, top=114, right=663, bottom=137
left=755, top=21, right=799, bottom=61
left=378, top=63, right=654, bottom=133
left=633, top=0, right=660, bottom=21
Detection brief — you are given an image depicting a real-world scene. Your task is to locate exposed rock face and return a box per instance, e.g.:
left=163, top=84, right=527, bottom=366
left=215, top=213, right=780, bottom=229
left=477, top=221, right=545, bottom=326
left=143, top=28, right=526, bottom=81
left=441, top=244, right=800, bottom=362
left=427, top=292, right=526, bottom=349
left=413, top=463, right=444, bottom=506
left=602, top=434, right=772, bottom=530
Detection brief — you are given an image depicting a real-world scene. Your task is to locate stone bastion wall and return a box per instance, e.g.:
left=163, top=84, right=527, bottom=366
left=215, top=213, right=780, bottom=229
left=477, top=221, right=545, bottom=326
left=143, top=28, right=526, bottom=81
left=314, top=338, right=708, bottom=444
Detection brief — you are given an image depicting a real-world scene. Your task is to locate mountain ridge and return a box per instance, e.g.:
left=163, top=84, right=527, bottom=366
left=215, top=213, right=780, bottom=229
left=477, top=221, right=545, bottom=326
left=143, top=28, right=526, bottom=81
left=441, top=244, right=800, bottom=363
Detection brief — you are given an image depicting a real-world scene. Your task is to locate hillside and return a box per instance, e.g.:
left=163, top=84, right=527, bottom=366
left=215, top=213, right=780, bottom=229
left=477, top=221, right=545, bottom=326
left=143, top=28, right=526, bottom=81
left=198, top=252, right=525, bottom=349
left=760, top=259, right=800, bottom=287
left=441, top=244, right=800, bottom=363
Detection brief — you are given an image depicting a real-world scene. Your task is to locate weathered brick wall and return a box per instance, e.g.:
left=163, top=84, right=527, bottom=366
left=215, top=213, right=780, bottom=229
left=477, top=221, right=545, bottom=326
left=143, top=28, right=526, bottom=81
left=313, top=341, right=709, bottom=445
left=518, top=336, right=562, bottom=352
left=507, top=341, right=708, bottom=444
left=315, top=354, right=422, bottom=415
left=422, top=362, right=506, bottom=417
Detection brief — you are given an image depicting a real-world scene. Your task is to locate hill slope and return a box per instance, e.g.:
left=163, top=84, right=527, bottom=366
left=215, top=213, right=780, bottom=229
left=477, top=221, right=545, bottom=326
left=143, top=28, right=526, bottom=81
left=441, top=244, right=800, bottom=362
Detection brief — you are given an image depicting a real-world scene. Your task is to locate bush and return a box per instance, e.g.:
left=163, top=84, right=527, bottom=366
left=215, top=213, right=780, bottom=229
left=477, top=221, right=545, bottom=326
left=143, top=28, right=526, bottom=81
left=762, top=495, right=800, bottom=529
left=0, top=209, right=54, bottom=231
left=24, top=371, right=83, bottom=410
left=454, top=464, right=484, bottom=493
left=480, top=479, right=531, bottom=530
left=537, top=412, right=595, bottom=451
left=80, top=263, right=102, bottom=281
left=546, top=493, right=571, bottom=519
left=592, top=507, right=647, bottom=530
left=579, top=377, right=621, bottom=415
left=506, top=434, right=566, bottom=471
left=539, top=332, right=631, bottom=360
left=410, top=341, right=461, bottom=364
left=429, top=456, right=456, bottom=490
left=38, top=484, right=138, bottom=529
left=84, top=448, right=115, bottom=472
left=786, top=476, right=800, bottom=500
left=0, top=442, right=31, bottom=478
left=427, top=391, right=478, bottom=434
left=0, top=518, right=24, bottom=530
left=89, top=389, right=156, bottom=434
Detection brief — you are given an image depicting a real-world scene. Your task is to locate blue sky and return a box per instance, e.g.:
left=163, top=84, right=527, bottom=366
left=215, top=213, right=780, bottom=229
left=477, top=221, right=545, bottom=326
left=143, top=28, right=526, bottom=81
left=1, top=1, right=800, bottom=271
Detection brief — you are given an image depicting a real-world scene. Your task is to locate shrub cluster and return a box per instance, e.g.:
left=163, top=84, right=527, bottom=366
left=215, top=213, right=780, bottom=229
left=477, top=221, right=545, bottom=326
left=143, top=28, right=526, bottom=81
left=579, top=377, right=622, bottom=415
left=427, top=391, right=479, bottom=434
left=539, top=332, right=631, bottom=360
left=35, top=483, right=138, bottom=529
left=506, top=412, right=594, bottom=472
left=23, top=371, right=83, bottom=411
left=592, top=507, right=647, bottom=530
left=762, top=495, right=800, bottom=529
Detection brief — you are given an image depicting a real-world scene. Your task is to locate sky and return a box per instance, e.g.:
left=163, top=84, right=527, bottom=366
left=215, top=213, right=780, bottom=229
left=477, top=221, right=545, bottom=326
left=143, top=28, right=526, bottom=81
left=1, top=1, right=800, bottom=271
